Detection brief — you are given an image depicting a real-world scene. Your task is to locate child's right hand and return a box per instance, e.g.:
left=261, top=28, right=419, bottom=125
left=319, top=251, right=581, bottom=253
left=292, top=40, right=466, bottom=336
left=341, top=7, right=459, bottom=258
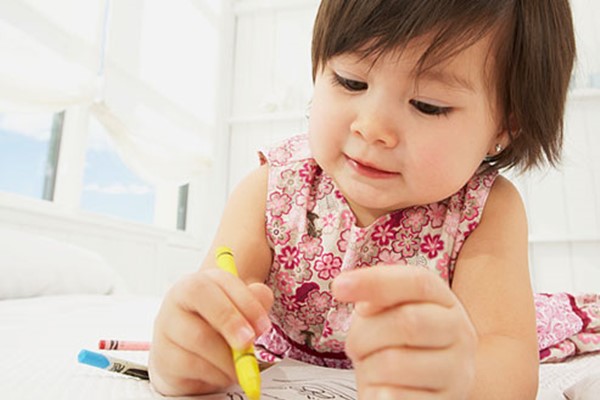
left=148, top=269, right=274, bottom=396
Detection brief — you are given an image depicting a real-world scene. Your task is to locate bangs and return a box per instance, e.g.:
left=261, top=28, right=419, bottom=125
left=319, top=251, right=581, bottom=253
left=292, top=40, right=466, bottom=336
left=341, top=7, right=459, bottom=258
left=312, top=0, right=512, bottom=78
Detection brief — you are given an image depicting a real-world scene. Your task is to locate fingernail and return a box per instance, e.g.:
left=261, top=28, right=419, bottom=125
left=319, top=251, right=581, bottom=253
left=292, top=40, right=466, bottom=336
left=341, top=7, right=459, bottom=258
left=332, top=274, right=353, bottom=295
left=235, top=326, right=254, bottom=349
left=257, top=316, right=272, bottom=334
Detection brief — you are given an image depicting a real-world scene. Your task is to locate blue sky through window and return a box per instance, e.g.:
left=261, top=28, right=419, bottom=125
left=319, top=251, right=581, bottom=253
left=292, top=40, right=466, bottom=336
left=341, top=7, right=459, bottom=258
left=0, top=113, right=155, bottom=225
left=81, top=118, right=155, bottom=224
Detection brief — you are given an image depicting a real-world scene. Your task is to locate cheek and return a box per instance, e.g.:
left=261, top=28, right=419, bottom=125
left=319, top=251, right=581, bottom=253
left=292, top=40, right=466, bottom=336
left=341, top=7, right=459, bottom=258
left=307, top=112, right=329, bottom=165
left=308, top=95, right=347, bottom=152
left=307, top=111, right=327, bottom=154
left=308, top=78, right=352, bottom=136
left=308, top=91, right=326, bottom=136
left=408, top=140, right=477, bottom=192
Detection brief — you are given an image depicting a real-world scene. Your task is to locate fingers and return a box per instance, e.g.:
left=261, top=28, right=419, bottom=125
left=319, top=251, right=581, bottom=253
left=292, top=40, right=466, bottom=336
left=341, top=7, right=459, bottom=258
left=149, top=296, right=235, bottom=396
left=345, top=303, right=458, bottom=361
left=157, top=301, right=235, bottom=380
left=350, top=307, right=476, bottom=400
left=177, top=270, right=272, bottom=350
left=149, top=271, right=274, bottom=396
left=354, top=344, right=475, bottom=400
left=359, top=384, right=439, bottom=400
left=332, top=266, right=455, bottom=309
left=149, top=334, right=233, bottom=395
left=354, top=347, right=455, bottom=391
left=335, top=267, right=478, bottom=399
left=248, top=282, right=275, bottom=312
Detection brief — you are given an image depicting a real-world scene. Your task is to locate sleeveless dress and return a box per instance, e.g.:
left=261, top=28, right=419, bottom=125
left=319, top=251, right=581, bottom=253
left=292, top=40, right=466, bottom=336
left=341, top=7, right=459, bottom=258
left=255, top=134, right=498, bottom=368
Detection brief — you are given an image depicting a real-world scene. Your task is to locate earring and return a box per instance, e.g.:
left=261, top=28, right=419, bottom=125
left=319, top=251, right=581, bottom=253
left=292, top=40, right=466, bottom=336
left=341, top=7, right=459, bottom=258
left=484, top=144, right=503, bottom=163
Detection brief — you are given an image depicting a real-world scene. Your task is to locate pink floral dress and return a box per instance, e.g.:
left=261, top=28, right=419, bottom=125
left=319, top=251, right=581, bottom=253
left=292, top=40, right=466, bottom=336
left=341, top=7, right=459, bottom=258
left=536, top=293, right=600, bottom=362
left=255, top=134, right=498, bottom=368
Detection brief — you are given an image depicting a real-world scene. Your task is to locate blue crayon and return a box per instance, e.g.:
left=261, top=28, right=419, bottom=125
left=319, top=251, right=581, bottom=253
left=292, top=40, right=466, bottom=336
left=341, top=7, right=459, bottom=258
left=77, top=349, right=149, bottom=380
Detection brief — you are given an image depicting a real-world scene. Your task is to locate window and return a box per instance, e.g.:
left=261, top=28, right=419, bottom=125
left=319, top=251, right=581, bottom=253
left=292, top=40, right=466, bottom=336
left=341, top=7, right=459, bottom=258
left=81, top=117, right=156, bottom=225
left=0, top=112, right=62, bottom=200
left=1, top=0, right=221, bottom=232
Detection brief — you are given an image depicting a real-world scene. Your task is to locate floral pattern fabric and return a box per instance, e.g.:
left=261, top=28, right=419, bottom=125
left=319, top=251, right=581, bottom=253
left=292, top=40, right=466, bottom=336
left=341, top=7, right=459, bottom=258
left=255, top=134, right=498, bottom=368
left=537, top=293, right=600, bottom=363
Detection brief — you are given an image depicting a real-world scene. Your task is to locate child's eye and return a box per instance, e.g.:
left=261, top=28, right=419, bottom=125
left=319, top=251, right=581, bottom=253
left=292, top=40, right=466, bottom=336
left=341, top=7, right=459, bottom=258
left=332, top=73, right=368, bottom=91
left=410, top=99, right=452, bottom=116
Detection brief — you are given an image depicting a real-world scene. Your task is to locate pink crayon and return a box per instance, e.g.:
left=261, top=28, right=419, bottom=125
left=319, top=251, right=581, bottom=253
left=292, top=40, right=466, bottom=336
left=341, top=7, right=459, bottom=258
left=98, top=340, right=151, bottom=351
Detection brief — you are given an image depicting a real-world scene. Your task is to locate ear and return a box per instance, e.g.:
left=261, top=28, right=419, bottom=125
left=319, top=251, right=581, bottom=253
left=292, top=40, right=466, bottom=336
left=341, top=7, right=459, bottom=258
left=487, top=115, right=518, bottom=156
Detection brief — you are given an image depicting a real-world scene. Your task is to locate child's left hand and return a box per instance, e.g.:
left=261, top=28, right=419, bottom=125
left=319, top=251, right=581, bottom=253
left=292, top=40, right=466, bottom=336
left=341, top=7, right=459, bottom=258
left=332, top=266, right=478, bottom=400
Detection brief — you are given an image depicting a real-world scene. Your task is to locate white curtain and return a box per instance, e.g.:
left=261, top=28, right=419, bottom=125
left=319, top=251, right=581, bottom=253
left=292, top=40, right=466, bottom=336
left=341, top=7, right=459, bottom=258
left=0, top=0, right=219, bottom=185
left=0, top=0, right=102, bottom=112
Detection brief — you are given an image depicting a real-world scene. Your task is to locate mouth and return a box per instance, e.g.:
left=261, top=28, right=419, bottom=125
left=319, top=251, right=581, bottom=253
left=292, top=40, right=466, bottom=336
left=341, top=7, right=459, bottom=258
left=345, top=155, right=398, bottom=179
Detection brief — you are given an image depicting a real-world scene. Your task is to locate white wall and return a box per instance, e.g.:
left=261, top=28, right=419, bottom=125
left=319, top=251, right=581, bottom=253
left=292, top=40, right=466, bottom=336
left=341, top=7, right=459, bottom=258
left=514, top=94, right=600, bottom=293
left=227, top=0, right=600, bottom=294
left=226, top=0, right=317, bottom=192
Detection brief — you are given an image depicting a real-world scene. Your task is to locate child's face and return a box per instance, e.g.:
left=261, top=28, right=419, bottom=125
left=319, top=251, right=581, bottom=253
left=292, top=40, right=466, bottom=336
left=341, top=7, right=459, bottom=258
left=308, top=35, right=507, bottom=226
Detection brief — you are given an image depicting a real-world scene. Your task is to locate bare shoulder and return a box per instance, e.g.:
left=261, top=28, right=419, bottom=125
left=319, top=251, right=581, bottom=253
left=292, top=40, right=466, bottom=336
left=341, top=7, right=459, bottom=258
left=202, top=164, right=272, bottom=283
left=230, top=163, right=269, bottom=203
left=456, top=173, right=528, bottom=271
left=485, top=174, right=526, bottom=218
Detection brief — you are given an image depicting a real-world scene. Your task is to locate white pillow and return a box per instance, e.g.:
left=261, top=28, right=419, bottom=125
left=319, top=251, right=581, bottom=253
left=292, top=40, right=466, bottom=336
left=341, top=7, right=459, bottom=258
left=0, top=227, right=123, bottom=299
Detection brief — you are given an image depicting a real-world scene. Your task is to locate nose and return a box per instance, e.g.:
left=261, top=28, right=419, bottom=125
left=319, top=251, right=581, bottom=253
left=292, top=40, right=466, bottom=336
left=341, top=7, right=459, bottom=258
left=350, top=92, right=401, bottom=148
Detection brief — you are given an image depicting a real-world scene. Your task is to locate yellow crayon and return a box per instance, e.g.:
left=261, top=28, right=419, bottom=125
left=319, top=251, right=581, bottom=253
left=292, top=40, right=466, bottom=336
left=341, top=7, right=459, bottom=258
left=215, top=246, right=261, bottom=400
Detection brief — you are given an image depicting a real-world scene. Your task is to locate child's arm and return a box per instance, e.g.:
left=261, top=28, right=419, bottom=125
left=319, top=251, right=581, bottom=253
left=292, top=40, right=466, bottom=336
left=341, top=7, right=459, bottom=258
left=149, top=165, right=274, bottom=396
left=332, top=176, right=538, bottom=399
left=205, top=164, right=273, bottom=284
left=451, top=175, right=539, bottom=399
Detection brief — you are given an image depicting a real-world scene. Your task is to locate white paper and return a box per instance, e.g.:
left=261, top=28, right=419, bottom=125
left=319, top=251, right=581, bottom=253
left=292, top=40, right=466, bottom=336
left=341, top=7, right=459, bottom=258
left=199, top=359, right=357, bottom=400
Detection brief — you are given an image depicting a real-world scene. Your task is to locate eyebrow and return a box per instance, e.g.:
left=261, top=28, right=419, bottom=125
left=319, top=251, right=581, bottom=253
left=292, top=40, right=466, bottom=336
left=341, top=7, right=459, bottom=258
left=416, top=69, right=476, bottom=93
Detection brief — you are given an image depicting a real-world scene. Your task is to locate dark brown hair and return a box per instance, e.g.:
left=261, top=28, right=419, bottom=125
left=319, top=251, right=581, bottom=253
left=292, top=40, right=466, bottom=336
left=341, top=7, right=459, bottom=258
left=311, top=0, right=576, bottom=171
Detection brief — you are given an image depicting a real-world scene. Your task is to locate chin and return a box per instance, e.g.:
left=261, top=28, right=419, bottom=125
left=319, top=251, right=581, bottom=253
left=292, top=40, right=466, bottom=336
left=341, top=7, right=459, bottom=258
left=345, top=191, right=403, bottom=215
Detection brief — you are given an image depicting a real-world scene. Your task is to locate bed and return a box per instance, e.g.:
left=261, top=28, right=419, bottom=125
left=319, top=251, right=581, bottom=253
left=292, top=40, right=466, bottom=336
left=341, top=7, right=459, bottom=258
left=0, top=227, right=164, bottom=399
left=1, top=227, right=600, bottom=399
left=0, top=294, right=162, bottom=399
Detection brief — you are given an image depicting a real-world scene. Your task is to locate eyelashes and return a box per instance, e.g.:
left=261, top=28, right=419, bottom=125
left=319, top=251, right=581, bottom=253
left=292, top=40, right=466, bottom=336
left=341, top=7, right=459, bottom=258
left=408, top=99, right=452, bottom=116
left=330, top=72, right=453, bottom=117
left=331, top=73, right=368, bottom=91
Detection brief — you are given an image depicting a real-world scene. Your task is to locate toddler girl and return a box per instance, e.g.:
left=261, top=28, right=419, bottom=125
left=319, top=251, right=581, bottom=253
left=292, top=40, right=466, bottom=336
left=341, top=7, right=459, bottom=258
left=149, top=1, right=576, bottom=398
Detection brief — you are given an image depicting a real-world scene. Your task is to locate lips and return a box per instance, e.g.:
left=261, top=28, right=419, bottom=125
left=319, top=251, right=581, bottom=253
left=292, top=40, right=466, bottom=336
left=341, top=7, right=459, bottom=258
left=345, top=155, right=398, bottom=178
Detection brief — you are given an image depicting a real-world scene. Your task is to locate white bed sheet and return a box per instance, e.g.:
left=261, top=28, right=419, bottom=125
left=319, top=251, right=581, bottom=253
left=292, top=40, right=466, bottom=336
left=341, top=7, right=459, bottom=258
left=2, top=294, right=600, bottom=400
left=538, top=354, right=600, bottom=400
left=0, top=294, right=167, bottom=400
